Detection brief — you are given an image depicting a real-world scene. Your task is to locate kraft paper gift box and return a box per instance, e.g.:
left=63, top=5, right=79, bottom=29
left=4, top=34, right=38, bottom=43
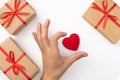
left=0, top=38, right=39, bottom=80
left=83, top=0, right=120, bottom=44
left=0, top=0, right=36, bottom=35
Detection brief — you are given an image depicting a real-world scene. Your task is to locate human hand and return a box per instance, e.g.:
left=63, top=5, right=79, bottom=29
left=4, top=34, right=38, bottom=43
left=32, top=19, right=88, bottom=80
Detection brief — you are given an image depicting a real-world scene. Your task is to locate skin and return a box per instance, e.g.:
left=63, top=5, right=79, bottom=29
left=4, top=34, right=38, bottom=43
left=32, top=19, right=88, bottom=80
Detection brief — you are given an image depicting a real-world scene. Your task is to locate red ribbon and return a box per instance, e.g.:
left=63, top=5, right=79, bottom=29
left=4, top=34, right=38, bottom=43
left=92, top=0, right=120, bottom=29
left=0, top=46, right=32, bottom=80
left=5, top=51, right=25, bottom=75
left=0, top=0, right=29, bottom=28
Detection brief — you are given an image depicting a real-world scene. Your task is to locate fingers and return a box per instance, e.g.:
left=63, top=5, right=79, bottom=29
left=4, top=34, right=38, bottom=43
left=41, top=19, right=50, bottom=46
left=32, top=32, right=43, bottom=48
left=50, top=32, right=67, bottom=48
left=32, top=32, right=38, bottom=41
left=37, top=22, right=42, bottom=40
left=42, top=19, right=50, bottom=40
left=36, top=19, right=50, bottom=41
left=50, top=32, right=67, bottom=42
left=32, top=22, right=42, bottom=42
left=34, top=19, right=50, bottom=47
left=65, top=52, right=88, bottom=67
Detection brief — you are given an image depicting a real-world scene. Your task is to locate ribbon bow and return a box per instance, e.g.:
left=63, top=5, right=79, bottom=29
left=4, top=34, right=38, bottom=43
left=0, top=46, right=31, bottom=80
left=0, top=0, right=29, bottom=28
left=92, top=0, right=120, bottom=29
left=6, top=51, right=25, bottom=75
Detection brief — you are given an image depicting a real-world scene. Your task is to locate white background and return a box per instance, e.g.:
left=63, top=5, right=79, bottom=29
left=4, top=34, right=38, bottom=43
left=0, top=0, right=120, bottom=80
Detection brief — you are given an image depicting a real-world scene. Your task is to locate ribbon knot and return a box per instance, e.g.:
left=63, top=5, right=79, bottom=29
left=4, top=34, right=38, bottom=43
left=6, top=51, right=25, bottom=75
left=0, top=0, right=29, bottom=28
left=92, top=0, right=120, bottom=29
left=0, top=46, right=32, bottom=80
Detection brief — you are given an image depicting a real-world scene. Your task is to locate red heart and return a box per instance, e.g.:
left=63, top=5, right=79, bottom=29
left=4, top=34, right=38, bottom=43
left=62, top=33, right=80, bottom=51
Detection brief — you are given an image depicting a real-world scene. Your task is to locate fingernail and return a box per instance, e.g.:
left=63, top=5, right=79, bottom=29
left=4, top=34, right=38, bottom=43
left=37, top=22, right=41, bottom=26
left=45, top=19, right=50, bottom=22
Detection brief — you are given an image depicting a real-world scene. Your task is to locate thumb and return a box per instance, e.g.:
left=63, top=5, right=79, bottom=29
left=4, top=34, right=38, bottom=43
left=66, top=52, right=88, bottom=67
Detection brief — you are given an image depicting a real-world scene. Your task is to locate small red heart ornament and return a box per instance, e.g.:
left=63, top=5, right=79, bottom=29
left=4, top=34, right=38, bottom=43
left=62, top=33, right=80, bottom=51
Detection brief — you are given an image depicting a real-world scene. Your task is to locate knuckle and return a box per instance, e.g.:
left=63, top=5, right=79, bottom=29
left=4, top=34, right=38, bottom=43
left=42, top=35, right=46, bottom=40
left=38, top=40, right=42, bottom=45
left=72, top=56, right=78, bottom=61
left=56, top=32, right=62, bottom=35
left=38, top=37, right=42, bottom=41
left=44, top=26, right=48, bottom=29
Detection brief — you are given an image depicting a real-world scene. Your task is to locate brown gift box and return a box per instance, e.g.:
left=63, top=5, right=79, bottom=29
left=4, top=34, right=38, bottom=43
left=0, top=0, right=36, bottom=35
left=0, top=38, right=39, bottom=80
left=83, top=0, right=120, bottom=44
